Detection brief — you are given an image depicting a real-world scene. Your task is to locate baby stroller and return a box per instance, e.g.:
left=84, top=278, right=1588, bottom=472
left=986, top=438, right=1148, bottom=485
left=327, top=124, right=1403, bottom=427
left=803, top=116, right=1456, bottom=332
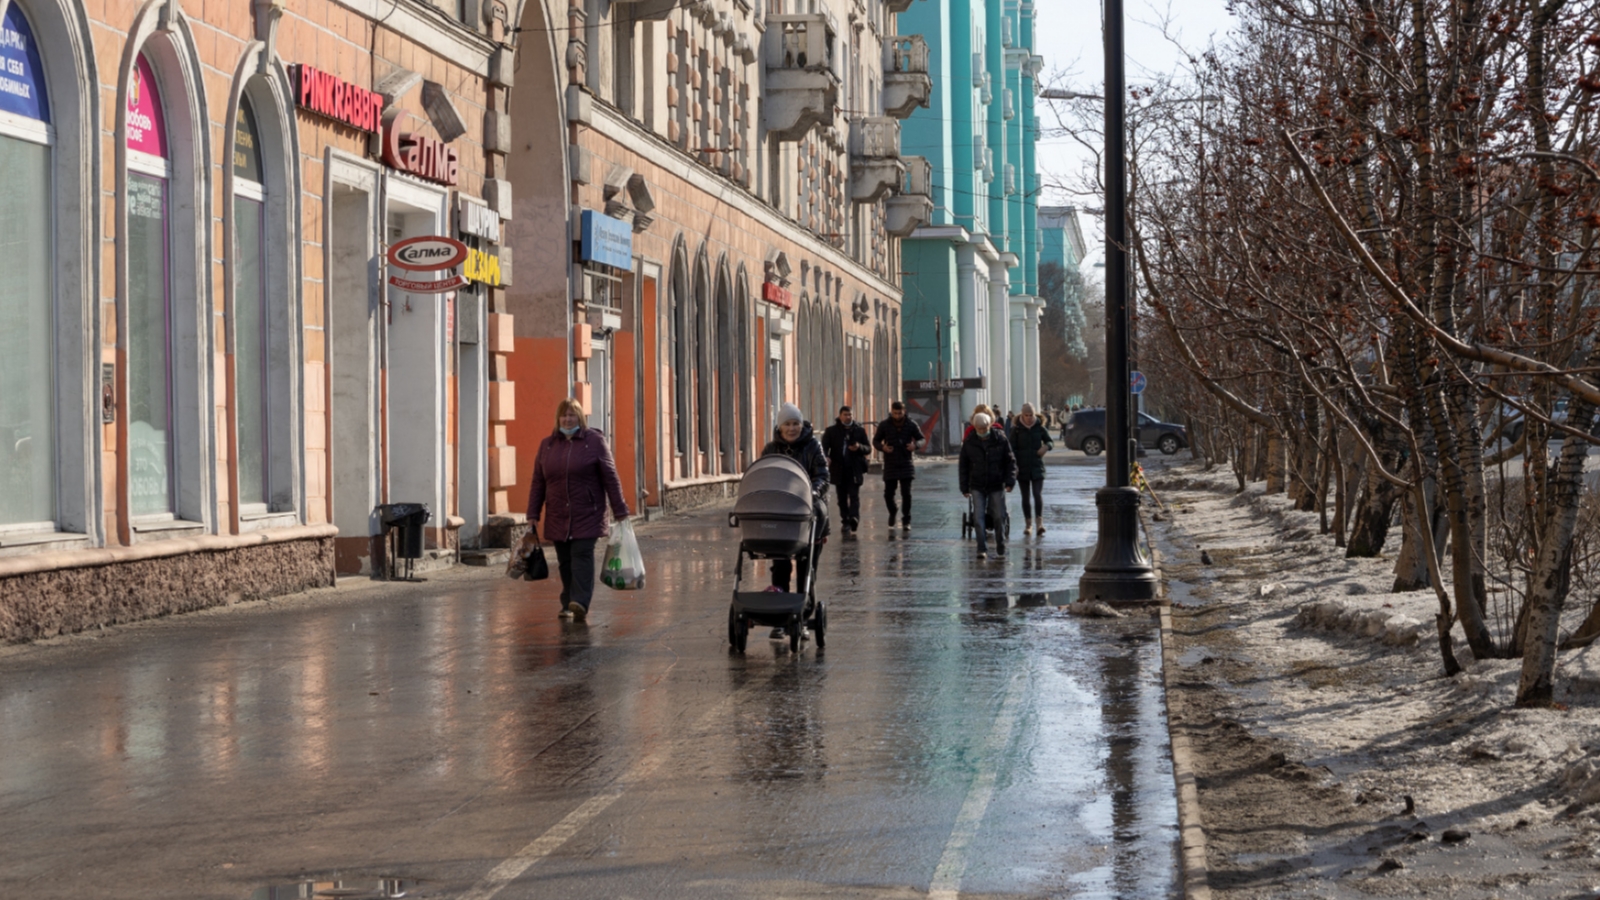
left=960, top=494, right=1012, bottom=540
left=727, top=455, right=828, bottom=654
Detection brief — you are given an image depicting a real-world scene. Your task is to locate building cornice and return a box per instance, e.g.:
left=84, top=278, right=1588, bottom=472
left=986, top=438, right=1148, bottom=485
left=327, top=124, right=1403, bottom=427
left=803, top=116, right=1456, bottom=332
left=588, top=103, right=903, bottom=298
left=332, top=0, right=495, bottom=76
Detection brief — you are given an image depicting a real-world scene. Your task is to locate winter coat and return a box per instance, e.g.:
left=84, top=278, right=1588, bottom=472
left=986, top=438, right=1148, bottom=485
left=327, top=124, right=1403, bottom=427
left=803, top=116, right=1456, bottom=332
left=1010, top=419, right=1054, bottom=480
left=821, top=419, right=872, bottom=486
left=959, top=428, right=1016, bottom=494
left=873, top=415, right=924, bottom=481
left=761, top=421, right=830, bottom=501
left=526, top=427, right=631, bottom=542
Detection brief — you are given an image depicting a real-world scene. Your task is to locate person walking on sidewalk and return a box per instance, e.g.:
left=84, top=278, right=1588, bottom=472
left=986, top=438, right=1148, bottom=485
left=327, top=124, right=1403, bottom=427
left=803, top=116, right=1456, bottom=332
left=821, top=406, right=871, bottom=535
left=526, top=398, right=631, bottom=622
left=959, top=412, right=1015, bottom=560
left=1010, top=402, right=1053, bottom=536
left=872, top=400, right=924, bottom=531
left=762, top=403, right=830, bottom=635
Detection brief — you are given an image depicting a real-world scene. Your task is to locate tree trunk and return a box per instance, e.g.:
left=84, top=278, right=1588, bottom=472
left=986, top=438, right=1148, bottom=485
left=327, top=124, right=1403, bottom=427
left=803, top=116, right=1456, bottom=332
left=1332, top=427, right=1348, bottom=548
left=1392, top=485, right=1433, bottom=592
left=1265, top=432, right=1287, bottom=494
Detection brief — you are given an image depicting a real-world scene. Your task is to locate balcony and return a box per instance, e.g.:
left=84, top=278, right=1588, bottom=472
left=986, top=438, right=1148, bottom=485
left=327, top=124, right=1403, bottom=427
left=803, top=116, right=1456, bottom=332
left=882, top=36, right=931, bottom=119
left=764, top=14, right=841, bottom=141
left=885, top=0, right=917, bottom=12
left=885, top=155, right=933, bottom=237
left=849, top=117, right=905, bottom=204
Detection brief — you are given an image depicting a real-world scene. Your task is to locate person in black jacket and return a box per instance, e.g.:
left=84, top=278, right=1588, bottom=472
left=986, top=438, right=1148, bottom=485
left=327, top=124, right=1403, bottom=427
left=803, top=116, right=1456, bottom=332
left=821, top=406, right=871, bottom=535
left=1009, top=402, right=1054, bottom=536
left=959, top=412, right=1016, bottom=560
left=872, top=400, right=924, bottom=530
left=761, top=403, right=829, bottom=634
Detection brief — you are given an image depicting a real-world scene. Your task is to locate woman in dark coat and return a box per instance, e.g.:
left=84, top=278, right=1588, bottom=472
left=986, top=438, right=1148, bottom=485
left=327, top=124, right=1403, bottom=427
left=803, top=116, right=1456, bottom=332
left=760, top=402, right=829, bottom=634
left=526, top=398, right=631, bottom=621
left=1009, top=402, right=1054, bottom=535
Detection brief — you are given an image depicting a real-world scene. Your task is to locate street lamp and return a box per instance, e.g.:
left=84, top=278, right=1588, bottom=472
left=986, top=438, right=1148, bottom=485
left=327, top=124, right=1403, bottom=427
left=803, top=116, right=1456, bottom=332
left=1078, top=0, right=1157, bottom=603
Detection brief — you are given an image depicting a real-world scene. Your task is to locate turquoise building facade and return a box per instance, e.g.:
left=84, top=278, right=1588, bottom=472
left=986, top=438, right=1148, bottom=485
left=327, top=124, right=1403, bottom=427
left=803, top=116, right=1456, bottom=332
left=897, top=0, right=1044, bottom=442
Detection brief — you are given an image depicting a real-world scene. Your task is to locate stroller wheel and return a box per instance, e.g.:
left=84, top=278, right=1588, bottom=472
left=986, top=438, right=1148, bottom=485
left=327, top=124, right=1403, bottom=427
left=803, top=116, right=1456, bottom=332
left=789, top=616, right=802, bottom=653
left=728, top=605, right=748, bottom=654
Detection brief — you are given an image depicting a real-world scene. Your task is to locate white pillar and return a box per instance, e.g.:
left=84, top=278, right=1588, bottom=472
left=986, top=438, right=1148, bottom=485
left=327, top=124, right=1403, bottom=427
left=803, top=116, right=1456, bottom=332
left=1009, top=298, right=1028, bottom=413
left=987, top=264, right=1010, bottom=413
left=1025, top=298, right=1042, bottom=406
left=956, top=245, right=980, bottom=382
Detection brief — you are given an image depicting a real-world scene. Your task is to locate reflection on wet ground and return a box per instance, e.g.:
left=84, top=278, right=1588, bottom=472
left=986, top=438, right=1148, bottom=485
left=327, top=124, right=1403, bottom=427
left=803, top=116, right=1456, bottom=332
left=0, top=457, right=1176, bottom=900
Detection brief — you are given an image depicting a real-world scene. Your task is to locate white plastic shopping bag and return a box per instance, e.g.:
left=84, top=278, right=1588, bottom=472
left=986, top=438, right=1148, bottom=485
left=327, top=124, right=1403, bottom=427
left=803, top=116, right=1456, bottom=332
left=601, top=520, right=647, bottom=590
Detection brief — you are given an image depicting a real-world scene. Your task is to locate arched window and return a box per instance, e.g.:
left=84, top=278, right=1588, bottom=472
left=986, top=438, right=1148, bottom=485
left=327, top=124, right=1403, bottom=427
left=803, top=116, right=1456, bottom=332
left=125, top=52, right=176, bottom=517
left=693, top=248, right=711, bottom=463
left=714, top=261, right=737, bottom=473
left=227, top=67, right=298, bottom=524
left=670, top=241, right=690, bottom=461
left=231, top=94, right=268, bottom=509
left=735, top=270, right=752, bottom=464
left=0, top=3, right=54, bottom=529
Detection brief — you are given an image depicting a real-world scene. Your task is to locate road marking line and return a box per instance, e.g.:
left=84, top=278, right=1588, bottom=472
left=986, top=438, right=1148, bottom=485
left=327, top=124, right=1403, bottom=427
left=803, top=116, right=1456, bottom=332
left=456, top=690, right=739, bottom=900
left=928, top=672, right=1028, bottom=900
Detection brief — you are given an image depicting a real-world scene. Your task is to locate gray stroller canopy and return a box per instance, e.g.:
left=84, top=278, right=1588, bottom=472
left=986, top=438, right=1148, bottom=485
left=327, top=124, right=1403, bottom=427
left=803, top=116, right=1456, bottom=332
left=734, top=455, right=814, bottom=521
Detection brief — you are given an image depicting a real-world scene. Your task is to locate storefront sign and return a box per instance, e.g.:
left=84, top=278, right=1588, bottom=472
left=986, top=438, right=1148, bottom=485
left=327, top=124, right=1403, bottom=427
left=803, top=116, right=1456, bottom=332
left=127, top=56, right=165, bottom=156
left=902, top=377, right=986, bottom=392
left=761, top=282, right=793, bottom=309
left=579, top=210, right=633, bottom=270
left=457, top=195, right=500, bottom=243
left=464, top=247, right=501, bottom=287
left=388, top=273, right=468, bottom=293
left=387, top=235, right=468, bottom=271
left=0, top=5, right=48, bottom=122
left=384, top=110, right=458, bottom=186
left=293, top=64, right=381, bottom=133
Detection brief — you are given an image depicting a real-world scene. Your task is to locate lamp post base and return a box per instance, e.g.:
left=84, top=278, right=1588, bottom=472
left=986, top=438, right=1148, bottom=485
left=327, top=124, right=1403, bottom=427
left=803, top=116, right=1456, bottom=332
left=1078, top=486, right=1158, bottom=603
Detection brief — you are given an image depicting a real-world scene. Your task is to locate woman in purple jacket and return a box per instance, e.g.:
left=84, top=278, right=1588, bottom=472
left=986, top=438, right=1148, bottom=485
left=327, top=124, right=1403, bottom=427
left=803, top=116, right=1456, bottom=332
left=526, top=398, right=631, bottom=621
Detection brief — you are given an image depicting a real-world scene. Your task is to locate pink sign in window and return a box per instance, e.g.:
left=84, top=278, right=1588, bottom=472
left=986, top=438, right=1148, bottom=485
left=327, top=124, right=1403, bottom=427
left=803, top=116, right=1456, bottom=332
left=126, top=55, right=166, bottom=158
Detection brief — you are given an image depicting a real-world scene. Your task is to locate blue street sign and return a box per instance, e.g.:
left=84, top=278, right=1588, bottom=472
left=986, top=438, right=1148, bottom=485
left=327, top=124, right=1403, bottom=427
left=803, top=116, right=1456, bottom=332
left=1130, top=371, right=1147, bottom=394
left=579, top=209, right=634, bottom=270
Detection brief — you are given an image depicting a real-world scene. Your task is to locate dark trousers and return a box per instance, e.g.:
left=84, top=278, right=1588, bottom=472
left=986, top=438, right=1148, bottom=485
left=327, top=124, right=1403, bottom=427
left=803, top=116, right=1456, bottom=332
left=772, top=553, right=811, bottom=593
left=835, top=480, right=860, bottom=526
left=884, top=477, right=912, bottom=524
left=1018, top=474, right=1044, bottom=521
left=553, top=537, right=598, bottom=610
left=971, top=489, right=1006, bottom=554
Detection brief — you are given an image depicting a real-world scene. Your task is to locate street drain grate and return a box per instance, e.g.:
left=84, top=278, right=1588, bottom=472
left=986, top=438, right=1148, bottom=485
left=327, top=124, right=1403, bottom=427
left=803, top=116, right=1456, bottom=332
left=250, top=878, right=421, bottom=900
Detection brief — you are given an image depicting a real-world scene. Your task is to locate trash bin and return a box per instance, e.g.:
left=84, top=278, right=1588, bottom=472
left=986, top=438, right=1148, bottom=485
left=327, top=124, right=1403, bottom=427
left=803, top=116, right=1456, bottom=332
left=376, top=502, right=431, bottom=579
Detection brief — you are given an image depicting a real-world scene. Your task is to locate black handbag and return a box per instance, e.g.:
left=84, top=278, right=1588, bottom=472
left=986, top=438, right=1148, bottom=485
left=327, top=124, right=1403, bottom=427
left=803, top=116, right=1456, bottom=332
left=526, top=543, right=550, bottom=581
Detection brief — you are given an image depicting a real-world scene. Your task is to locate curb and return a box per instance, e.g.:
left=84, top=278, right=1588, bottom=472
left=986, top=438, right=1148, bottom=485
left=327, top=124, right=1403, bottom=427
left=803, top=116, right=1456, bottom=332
left=1146, top=513, right=1213, bottom=900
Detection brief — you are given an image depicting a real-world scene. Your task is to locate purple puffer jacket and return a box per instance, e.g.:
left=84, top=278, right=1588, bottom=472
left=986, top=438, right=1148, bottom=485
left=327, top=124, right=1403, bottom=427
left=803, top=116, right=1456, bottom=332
left=526, top=427, right=631, bottom=541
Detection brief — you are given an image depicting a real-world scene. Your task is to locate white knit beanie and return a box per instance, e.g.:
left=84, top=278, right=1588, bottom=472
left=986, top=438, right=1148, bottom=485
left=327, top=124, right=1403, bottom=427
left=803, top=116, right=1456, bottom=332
left=778, top=402, right=804, bottom=425
left=973, top=412, right=993, bottom=429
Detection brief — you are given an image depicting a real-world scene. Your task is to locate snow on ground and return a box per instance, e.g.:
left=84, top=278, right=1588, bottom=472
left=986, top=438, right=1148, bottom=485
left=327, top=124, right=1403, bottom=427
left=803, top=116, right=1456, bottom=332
left=1145, top=457, right=1600, bottom=898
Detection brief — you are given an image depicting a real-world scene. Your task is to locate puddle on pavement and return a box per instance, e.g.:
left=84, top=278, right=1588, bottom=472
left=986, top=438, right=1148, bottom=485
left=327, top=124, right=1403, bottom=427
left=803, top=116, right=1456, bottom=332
left=250, top=879, right=419, bottom=900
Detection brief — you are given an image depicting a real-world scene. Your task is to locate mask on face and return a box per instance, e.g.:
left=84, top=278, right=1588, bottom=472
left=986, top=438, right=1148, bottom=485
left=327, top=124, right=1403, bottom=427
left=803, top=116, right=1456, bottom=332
left=560, top=425, right=579, bottom=436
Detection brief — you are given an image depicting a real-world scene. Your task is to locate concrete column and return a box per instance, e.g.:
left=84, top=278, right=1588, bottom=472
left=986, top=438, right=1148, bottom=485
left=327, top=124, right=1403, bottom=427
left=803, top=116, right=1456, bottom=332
left=1009, top=299, right=1027, bottom=410
left=1024, top=298, right=1041, bottom=405
left=957, top=244, right=980, bottom=385
left=987, top=263, right=1010, bottom=411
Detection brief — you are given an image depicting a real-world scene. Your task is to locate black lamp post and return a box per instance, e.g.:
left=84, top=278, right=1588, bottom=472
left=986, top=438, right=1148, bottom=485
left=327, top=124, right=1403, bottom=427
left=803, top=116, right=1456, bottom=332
left=1078, top=0, right=1157, bottom=602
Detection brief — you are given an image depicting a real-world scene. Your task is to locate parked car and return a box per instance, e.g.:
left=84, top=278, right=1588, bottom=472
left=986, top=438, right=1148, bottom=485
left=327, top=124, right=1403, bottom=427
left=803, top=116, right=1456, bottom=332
left=1062, top=407, right=1189, bottom=456
left=1493, top=398, right=1600, bottom=447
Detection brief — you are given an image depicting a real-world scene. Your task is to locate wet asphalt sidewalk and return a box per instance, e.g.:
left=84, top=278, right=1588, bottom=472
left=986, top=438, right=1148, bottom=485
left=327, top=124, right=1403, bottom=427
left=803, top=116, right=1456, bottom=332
left=0, top=456, right=1178, bottom=900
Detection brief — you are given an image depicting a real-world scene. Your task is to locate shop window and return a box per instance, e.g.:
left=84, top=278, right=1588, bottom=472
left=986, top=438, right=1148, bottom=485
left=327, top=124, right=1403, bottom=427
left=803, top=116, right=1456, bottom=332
left=232, top=94, right=268, bottom=508
left=0, top=3, right=53, bottom=530
left=126, top=53, right=174, bottom=518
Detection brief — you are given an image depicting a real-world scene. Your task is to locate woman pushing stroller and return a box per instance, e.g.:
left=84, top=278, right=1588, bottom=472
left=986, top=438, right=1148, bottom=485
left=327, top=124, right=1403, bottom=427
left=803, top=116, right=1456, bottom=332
left=762, top=403, right=829, bottom=636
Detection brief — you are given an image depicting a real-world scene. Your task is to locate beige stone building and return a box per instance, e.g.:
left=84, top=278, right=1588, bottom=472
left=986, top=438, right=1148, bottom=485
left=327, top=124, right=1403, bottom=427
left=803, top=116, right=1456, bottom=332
left=502, top=0, right=933, bottom=515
